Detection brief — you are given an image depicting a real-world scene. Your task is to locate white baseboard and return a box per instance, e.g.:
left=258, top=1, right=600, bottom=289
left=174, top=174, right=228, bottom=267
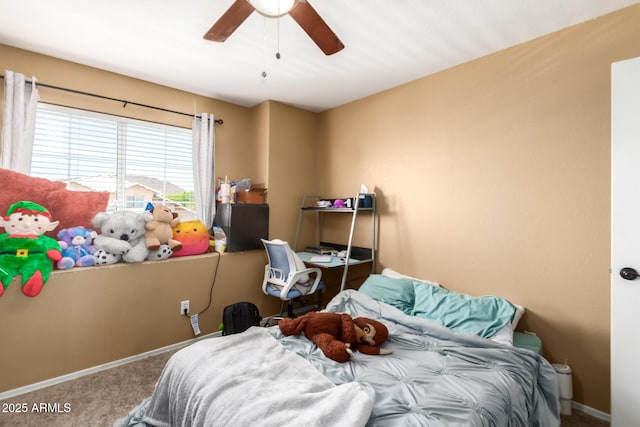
left=0, top=332, right=220, bottom=401
left=572, top=401, right=610, bottom=422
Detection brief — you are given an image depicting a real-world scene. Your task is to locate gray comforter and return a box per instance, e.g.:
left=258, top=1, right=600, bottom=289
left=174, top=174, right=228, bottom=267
left=116, top=289, right=560, bottom=427
left=271, top=290, right=561, bottom=427
left=123, top=326, right=373, bottom=427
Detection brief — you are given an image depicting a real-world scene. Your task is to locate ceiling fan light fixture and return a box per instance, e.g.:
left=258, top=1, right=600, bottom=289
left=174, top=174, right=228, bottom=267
left=249, top=0, right=298, bottom=17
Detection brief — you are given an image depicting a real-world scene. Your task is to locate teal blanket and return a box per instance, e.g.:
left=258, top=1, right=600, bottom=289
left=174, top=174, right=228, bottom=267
left=359, top=274, right=516, bottom=338
left=411, top=282, right=516, bottom=338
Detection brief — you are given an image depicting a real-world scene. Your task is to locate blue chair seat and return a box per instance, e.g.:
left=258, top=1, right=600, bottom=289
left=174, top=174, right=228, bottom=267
left=265, top=282, right=325, bottom=300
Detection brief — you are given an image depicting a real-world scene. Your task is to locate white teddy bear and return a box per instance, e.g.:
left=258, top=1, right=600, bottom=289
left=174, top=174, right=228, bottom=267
left=91, top=211, right=173, bottom=265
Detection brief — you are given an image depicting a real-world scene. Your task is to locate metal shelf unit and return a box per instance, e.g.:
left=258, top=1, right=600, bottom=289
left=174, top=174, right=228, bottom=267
left=293, top=193, right=376, bottom=292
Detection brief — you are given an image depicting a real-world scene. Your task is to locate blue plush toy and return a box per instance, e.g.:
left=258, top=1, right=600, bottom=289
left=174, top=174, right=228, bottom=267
left=56, top=226, right=98, bottom=269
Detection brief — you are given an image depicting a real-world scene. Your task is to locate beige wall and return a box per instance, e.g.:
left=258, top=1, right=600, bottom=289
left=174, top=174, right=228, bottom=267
left=317, top=5, right=640, bottom=413
left=0, top=45, right=297, bottom=393
left=264, top=101, right=320, bottom=240
left=2, top=3, right=640, bottom=414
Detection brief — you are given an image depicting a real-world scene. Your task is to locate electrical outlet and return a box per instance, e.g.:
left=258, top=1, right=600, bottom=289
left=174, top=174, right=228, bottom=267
left=180, top=300, right=190, bottom=315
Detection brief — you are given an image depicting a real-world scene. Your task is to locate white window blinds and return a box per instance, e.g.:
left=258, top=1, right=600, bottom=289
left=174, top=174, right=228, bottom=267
left=32, top=103, right=196, bottom=217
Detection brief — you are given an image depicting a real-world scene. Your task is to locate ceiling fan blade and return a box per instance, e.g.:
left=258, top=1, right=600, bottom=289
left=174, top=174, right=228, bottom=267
left=203, top=0, right=255, bottom=42
left=289, top=1, right=344, bottom=55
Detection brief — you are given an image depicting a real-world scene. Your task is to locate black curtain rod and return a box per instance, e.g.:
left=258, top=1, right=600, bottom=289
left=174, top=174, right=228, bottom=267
left=0, top=74, right=223, bottom=125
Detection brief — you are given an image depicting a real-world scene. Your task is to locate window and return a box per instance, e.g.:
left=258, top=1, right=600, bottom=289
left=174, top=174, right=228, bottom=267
left=32, top=103, right=197, bottom=219
left=126, top=195, right=146, bottom=209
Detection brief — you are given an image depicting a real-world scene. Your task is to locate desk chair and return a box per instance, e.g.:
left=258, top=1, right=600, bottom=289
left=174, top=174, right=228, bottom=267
left=261, top=239, right=325, bottom=318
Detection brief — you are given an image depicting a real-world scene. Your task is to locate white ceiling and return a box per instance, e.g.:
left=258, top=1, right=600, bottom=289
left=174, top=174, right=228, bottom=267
left=0, top=0, right=638, bottom=112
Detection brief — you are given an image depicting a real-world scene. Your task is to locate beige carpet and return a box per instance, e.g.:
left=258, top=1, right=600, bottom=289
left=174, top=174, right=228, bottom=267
left=0, top=349, right=608, bottom=426
left=0, top=350, right=175, bottom=427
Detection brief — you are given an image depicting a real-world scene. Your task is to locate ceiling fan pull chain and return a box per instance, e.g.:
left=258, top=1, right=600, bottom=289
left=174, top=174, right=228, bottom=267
left=276, top=14, right=281, bottom=60
left=261, top=16, right=268, bottom=78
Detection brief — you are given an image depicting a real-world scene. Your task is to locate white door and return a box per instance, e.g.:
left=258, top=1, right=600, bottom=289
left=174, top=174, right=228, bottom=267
left=611, top=56, right=640, bottom=426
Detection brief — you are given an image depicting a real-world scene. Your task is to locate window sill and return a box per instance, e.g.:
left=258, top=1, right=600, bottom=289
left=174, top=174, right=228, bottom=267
left=50, top=252, right=220, bottom=276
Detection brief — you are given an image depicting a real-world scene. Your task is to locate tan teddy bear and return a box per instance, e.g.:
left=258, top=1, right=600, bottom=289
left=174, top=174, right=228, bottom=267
left=145, top=206, right=183, bottom=251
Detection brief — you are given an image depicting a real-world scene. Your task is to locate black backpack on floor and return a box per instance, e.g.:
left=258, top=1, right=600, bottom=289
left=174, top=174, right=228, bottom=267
left=222, top=302, right=262, bottom=336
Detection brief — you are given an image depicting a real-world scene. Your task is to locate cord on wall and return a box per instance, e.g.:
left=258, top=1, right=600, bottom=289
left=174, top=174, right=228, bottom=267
left=182, top=252, right=221, bottom=319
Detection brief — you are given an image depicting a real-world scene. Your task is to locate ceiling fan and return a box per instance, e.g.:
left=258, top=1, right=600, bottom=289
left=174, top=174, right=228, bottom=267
left=203, top=0, right=344, bottom=56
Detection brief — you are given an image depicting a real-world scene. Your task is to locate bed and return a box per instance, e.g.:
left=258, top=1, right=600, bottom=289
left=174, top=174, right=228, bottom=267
left=115, top=270, right=560, bottom=427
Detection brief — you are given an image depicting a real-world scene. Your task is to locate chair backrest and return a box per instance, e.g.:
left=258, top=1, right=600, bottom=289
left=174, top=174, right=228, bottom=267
left=262, top=239, right=296, bottom=277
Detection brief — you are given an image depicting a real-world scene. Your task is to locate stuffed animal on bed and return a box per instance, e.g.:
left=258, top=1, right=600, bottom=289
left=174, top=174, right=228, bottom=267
left=279, top=312, right=392, bottom=363
left=56, top=226, right=97, bottom=269
left=92, top=211, right=173, bottom=265
left=0, top=201, right=62, bottom=297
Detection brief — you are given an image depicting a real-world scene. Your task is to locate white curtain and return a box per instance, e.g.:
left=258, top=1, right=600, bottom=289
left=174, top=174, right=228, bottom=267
left=1, top=70, right=39, bottom=173
left=192, top=113, right=216, bottom=229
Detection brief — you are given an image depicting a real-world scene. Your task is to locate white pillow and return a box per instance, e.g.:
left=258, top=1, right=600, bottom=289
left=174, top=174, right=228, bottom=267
left=292, top=251, right=311, bottom=283
left=381, top=267, right=441, bottom=288
left=512, top=303, right=525, bottom=327
left=489, top=303, right=525, bottom=346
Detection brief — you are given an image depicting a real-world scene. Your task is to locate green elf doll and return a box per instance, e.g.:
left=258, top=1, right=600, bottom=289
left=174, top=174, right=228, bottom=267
left=0, top=201, right=62, bottom=297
